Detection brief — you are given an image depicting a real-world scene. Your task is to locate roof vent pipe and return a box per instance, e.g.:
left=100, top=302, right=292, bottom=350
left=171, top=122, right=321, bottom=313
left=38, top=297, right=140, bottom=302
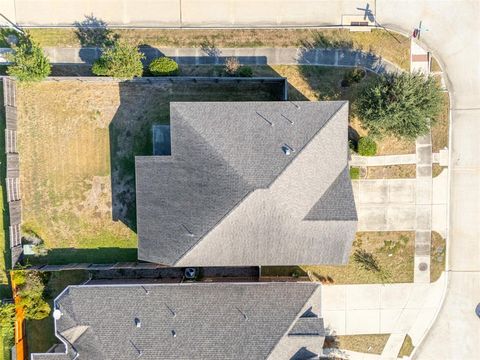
left=135, top=318, right=141, bottom=328
left=282, top=144, right=295, bottom=155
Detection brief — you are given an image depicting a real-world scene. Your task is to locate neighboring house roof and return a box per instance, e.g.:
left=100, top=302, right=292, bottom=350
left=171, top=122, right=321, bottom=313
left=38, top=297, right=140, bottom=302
left=136, top=101, right=357, bottom=266
left=31, top=282, right=325, bottom=360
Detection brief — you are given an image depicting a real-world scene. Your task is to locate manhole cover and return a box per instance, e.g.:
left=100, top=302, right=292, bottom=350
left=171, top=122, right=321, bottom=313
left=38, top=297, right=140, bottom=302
left=419, top=262, right=428, bottom=271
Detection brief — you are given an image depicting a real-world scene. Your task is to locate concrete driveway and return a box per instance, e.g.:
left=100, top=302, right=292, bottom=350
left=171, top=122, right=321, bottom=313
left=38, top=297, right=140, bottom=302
left=321, top=275, right=445, bottom=344
left=353, top=172, right=448, bottom=237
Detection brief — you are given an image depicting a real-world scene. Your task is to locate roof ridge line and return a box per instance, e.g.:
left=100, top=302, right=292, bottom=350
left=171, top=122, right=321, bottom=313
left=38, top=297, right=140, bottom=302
left=264, top=284, right=321, bottom=359
left=174, top=101, right=349, bottom=265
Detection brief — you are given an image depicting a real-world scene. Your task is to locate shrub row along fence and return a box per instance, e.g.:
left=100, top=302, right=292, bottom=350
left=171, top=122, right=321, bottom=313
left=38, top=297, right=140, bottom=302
left=3, top=77, right=23, bottom=267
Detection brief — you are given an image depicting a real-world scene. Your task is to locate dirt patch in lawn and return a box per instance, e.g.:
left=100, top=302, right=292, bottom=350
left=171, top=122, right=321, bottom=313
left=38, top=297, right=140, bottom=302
left=262, top=231, right=415, bottom=284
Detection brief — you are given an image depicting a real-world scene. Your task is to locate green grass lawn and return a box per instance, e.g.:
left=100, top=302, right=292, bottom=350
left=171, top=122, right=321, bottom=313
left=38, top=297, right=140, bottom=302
left=262, top=232, right=415, bottom=284
left=26, top=270, right=89, bottom=356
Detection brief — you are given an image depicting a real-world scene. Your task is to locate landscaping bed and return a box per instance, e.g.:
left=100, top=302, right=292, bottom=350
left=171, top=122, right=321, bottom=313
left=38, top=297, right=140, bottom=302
left=262, top=232, right=415, bottom=284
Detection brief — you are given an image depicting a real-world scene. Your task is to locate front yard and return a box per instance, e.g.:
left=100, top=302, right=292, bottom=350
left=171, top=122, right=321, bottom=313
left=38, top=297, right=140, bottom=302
left=262, top=232, right=415, bottom=284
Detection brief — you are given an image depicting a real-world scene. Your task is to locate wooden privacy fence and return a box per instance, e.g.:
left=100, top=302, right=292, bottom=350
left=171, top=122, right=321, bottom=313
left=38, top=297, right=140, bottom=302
left=3, top=77, right=23, bottom=266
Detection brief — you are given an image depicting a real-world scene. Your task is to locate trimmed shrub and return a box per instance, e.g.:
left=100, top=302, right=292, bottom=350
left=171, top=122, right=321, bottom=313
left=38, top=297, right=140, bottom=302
left=237, top=66, right=253, bottom=77
left=355, top=72, right=443, bottom=140
left=349, top=167, right=360, bottom=179
left=7, top=34, right=51, bottom=82
left=149, top=57, right=179, bottom=76
left=358, top=136, right=377, bottom=156
left=342, top=67, right=366, bottom=87
left=92, top=41, right=144, bottom=79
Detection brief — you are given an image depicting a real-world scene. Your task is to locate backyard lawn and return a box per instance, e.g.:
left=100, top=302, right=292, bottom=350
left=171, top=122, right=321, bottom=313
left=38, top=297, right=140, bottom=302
left=16, top=79, right=278, bottom=263
left=262, top=232, right=415, bottom=284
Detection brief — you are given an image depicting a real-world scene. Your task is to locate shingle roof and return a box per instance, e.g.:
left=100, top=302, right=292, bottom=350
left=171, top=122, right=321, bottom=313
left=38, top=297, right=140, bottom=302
left=136, top=101, right=357, bottom=266
left=34, top=282, right=324, bottom=360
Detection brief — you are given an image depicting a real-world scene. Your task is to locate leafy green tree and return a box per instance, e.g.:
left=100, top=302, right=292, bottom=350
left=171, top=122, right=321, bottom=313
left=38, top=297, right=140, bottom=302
left=6, top=34, right=51, bottom=82
left=355, top=72, right=443, bottom=140
left=0, top=303, right=15, bottom=345
left=12, top=270, right=51, bottom=321
left=92, top=41, right=145, bottom=79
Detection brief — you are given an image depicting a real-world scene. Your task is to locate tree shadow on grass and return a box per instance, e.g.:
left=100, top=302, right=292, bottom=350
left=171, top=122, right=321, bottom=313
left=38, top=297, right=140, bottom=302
left=74, top=14, right=117, bottom=47
left=74, top=15, right=119, bottom=64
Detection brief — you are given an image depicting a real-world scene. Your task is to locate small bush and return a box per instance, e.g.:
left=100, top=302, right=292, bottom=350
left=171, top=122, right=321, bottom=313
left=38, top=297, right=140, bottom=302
left=92, top=40, right=144, bottom=79
left=224, top=57, right=240, bottom=75
left=354, top=249, right=381, bottom=272
left=237, top=66, right=253, bottom=77
left=358, top=137, right=377, bottom=156
left=350, top=167, right=360, bottom=179
left=6, top=34, right=51, bottom=82
left=149, top=57, right=179, bottom=76
left=342, top=68, right=366, bottom=87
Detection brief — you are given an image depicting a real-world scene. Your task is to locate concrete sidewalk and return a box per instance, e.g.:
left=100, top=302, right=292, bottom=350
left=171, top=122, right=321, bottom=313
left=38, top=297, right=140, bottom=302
left=0, top=46, right=400, bottom=74
left=321, top=274, right=445, bottom=346
left=350, top=152, right=445, bottom=167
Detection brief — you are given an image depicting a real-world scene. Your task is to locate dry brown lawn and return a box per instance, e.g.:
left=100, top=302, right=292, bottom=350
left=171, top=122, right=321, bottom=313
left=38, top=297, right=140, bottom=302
left=365, top=165, right=417, bottom=179
left=29, top=28, right=410, bottom=70
left=431, top=93, right=450, bottom=152
left=430, top=231, right=446, bottom=282
left=262, top=232, right=415, bottom=284
left=16, top=80, right=276, bottom=255
left=324, top=334, right=390, bottom=355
